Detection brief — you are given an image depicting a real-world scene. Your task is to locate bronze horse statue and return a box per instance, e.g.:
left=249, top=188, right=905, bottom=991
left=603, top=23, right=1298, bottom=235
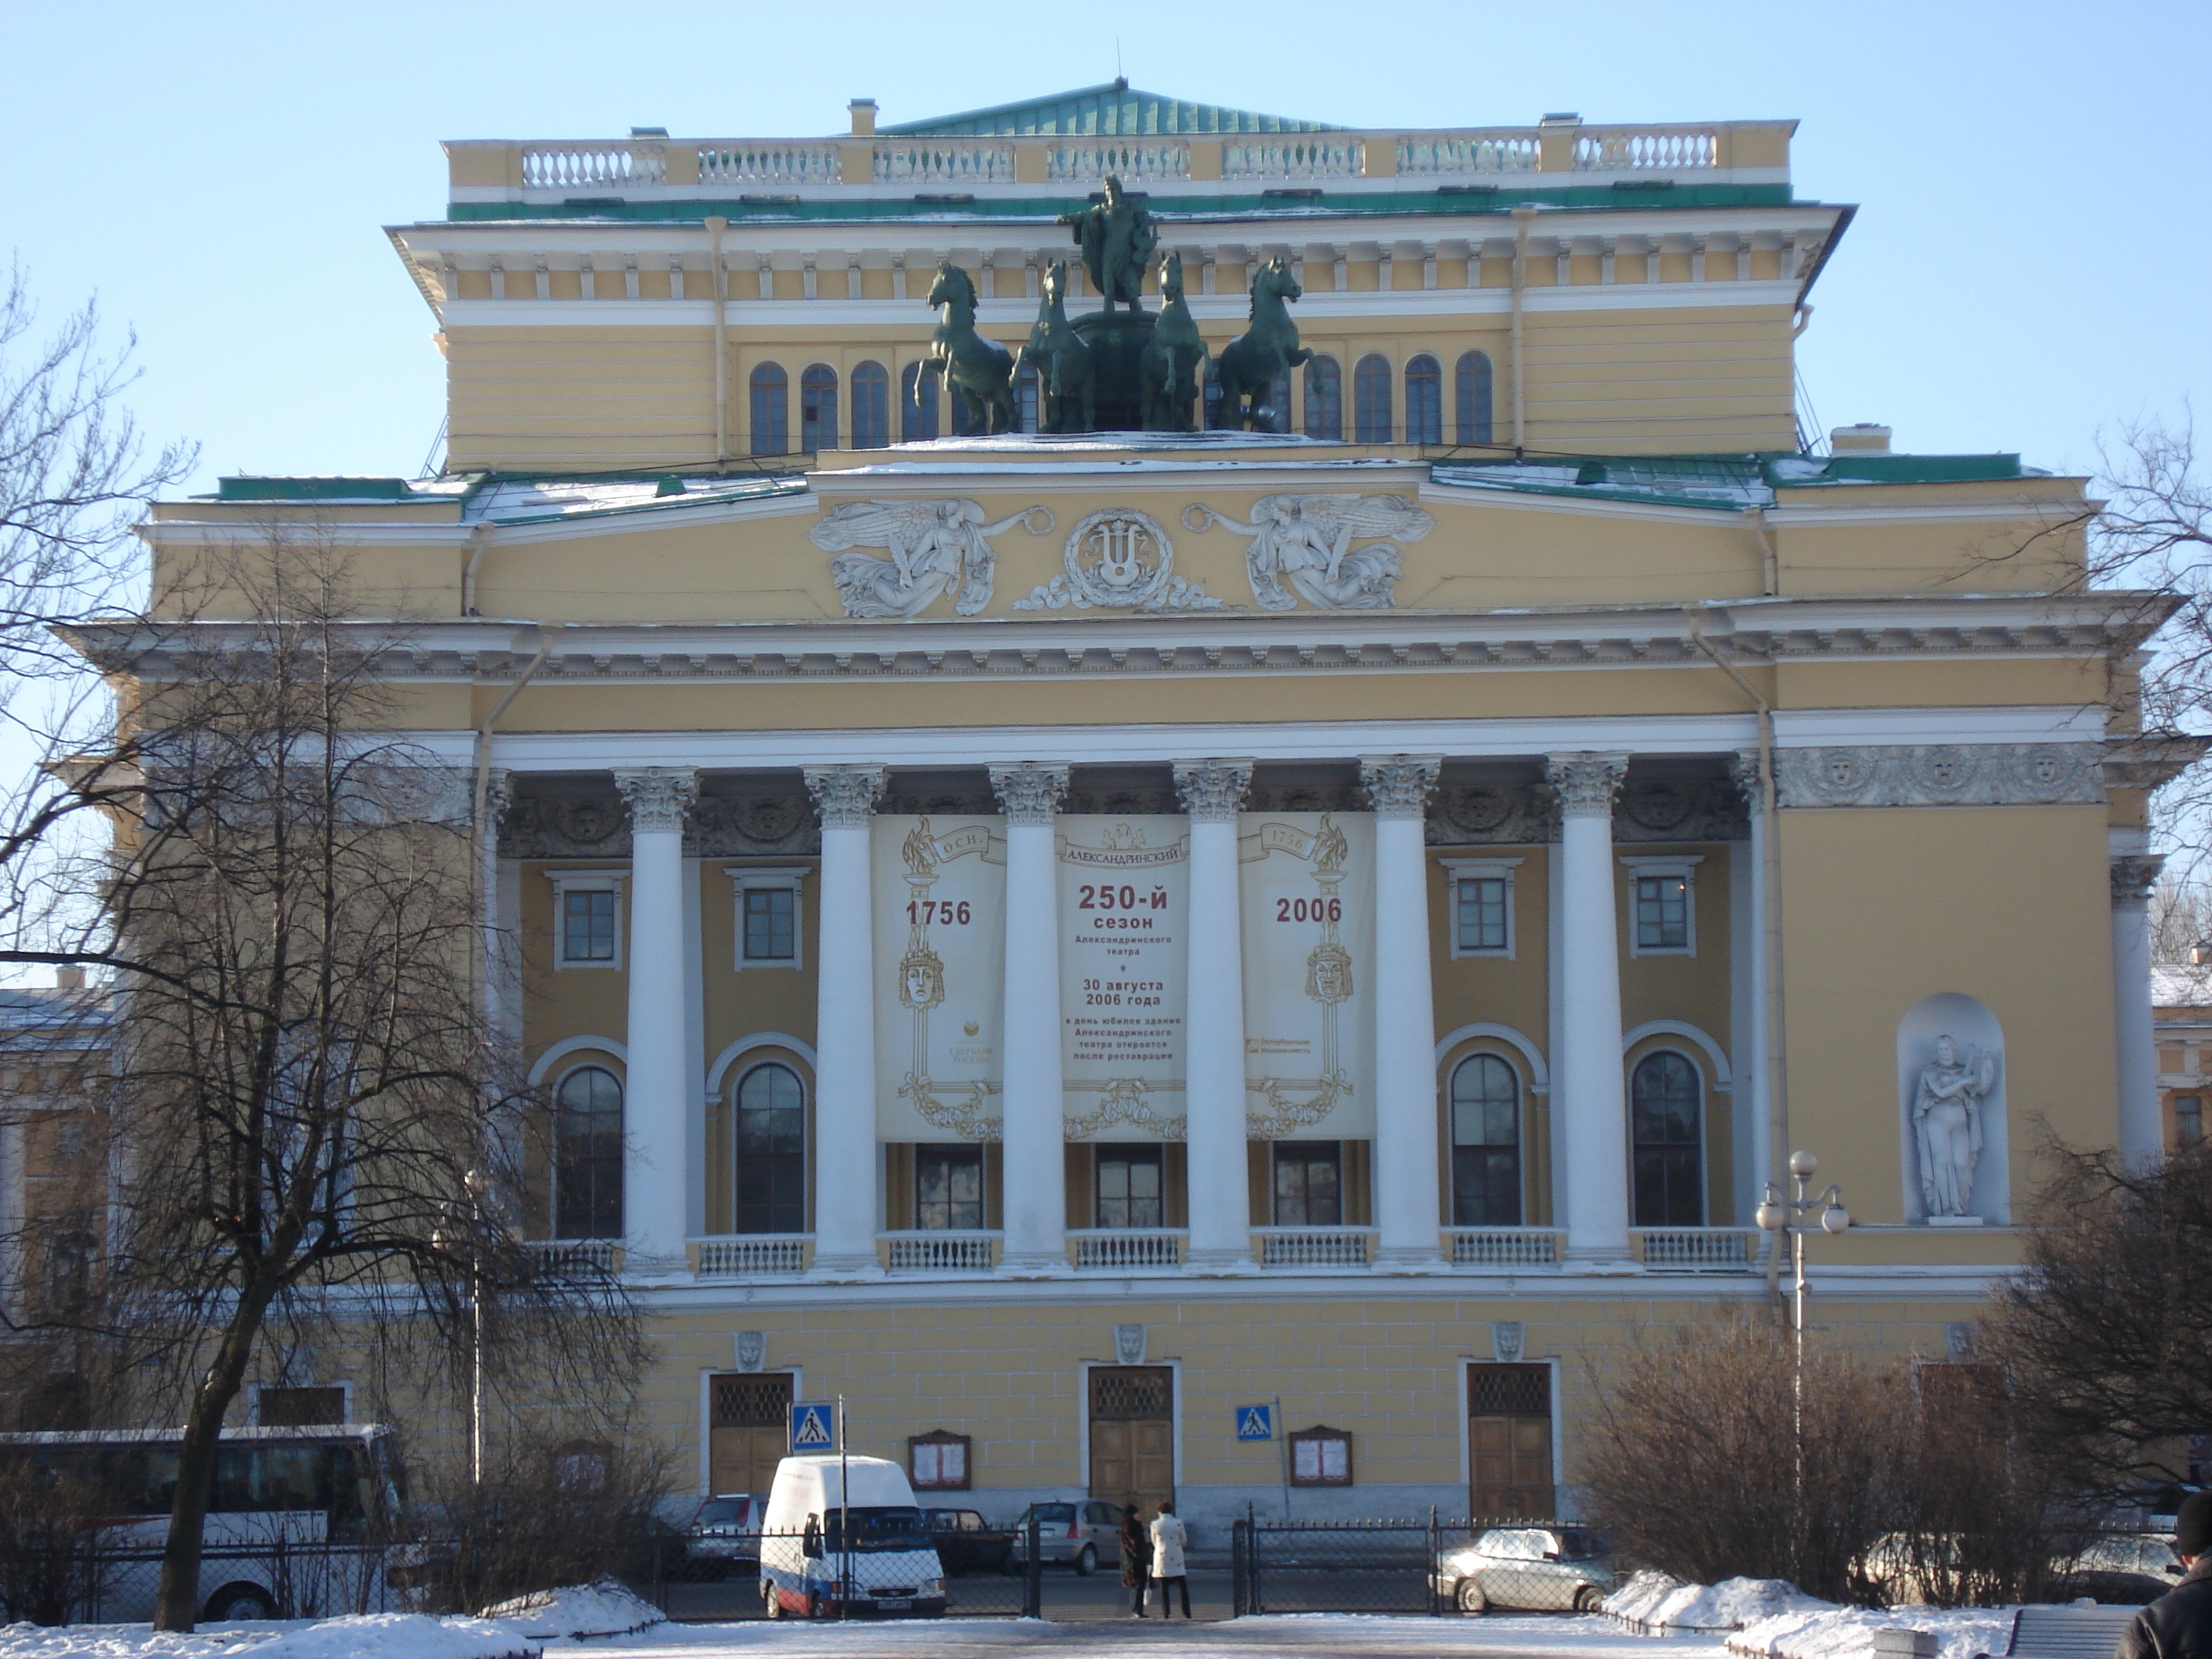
left=1141, top=251, right=1207, bottom=433
left=1211, top=257, right=1309, bottom=430
left=1016, top=259, right=1094, bottom=434
left=918, top=261, right=1016, bottom=436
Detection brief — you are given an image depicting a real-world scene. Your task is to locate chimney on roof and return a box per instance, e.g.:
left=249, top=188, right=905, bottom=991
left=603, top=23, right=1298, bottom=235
left=1831, top=423, right=1892, bottom=455
left=55, top=966, right=82, bottom=991
left=849, top=99, right=878, bottom=137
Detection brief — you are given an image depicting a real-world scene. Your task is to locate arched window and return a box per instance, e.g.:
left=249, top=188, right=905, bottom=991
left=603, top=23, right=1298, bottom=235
left=1456, top=350, right=1495, bottom=445
left=1014, top=360, right=1040, bottom=434
left=1353, top=353, right=1393, bottom=443
left=1203, top=359, right=1224, bottom=431
left=900, top=362, right=939, bottom=442
left=850, top=361, right=889, bottom=449
left=800, top=364, right=839, bottom=452
left=1267, top=370, right=1292, bottom=434
left=1450, top=1054, right=1521, bottom=1226
left=734, top=1062, right=806, bottom=1234
left=749, top=363, right=787, bottom=457
left=1631, top=1052, right=1704, bottom=1226
left=553, top=1066, right=624, bottom=1240
left=1303, top=354, right=1342, bottom=440
left=1404, top=354, right=1442, bottom=445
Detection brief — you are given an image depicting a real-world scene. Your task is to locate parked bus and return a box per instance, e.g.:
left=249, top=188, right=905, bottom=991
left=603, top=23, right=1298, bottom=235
left=0, top=1423, right=412, bottom=1623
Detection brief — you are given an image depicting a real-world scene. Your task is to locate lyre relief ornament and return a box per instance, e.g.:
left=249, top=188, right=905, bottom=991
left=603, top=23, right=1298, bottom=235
left=1014, top=507, right=1220, bottom=612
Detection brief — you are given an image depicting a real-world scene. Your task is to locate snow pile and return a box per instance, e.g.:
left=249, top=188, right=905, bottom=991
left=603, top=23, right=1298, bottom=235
left=1607, top=1571, right=1833, bottom=1633
left=0, top=1614, right=537, bottom=1659
left=475, top=1580, right=664, bottom=1640
left=1728, top=1606, right=2016, bottom=1659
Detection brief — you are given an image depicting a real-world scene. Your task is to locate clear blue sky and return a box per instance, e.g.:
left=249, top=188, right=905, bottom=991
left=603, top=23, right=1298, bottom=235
left=2, top=0, right=2205, bottom=491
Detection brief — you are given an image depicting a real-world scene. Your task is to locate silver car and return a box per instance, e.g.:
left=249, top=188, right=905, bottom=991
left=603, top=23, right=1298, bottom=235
left=1433, top=1525, right=1615, bottom=1613
left=1007, top=1500, right=1125, bottom=1575
left=680, top=1493, right=765, bottom=1577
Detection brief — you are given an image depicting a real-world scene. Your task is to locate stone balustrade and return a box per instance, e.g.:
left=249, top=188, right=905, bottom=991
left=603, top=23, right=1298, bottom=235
left=451, top=119, right=1790, bottom=203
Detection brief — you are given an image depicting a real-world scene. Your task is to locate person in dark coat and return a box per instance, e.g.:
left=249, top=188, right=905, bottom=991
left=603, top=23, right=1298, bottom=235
left=2120, top=1491, right=2212, bottom=1659
left=1118, top=1503, right=1151, bottom=1617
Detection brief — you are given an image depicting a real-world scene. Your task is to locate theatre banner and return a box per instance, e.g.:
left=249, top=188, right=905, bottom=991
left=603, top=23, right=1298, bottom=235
left=872, top=815, right=1006, bottom=1142
left=1239, top=812, right=1376, bottom=1140
left=1057, top=816, right=1189, bottom=1141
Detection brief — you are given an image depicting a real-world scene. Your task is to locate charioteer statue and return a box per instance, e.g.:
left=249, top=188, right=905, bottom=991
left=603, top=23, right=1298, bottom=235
left=1058, top=175, right=1158, bottom=313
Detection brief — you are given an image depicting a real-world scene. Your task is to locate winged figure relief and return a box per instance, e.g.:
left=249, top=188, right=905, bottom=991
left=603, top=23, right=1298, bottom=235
left=809, top=499, right=1053, bottom=619
left=1185, top=493, right=1434, bottom=611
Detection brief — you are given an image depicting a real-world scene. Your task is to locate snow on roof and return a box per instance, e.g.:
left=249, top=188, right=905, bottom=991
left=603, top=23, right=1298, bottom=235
left=463, top=474, right=805, bottom=526
left=2155, top=962, right=2212, bottom=1012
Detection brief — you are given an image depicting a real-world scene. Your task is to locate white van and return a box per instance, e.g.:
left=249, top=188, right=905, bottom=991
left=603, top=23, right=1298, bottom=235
left=757, top=1453, right=946, bottom=1619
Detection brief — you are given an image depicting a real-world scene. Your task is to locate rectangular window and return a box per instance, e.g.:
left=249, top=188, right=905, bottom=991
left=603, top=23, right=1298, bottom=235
left=743, top=888, right=796, bottom=961
left=917, top=1144, right=983, bottom=1231
left=910, top=1432, right=971, bottom=1491
left=2178, top=1094, right=2204, bottom=1147
left=562, top=888, right=617, bottom=962
left=1289, top=1426, right=1353, bottom=1486
left=1273, top=1141, right=1343, bottom=1226
left=1635, top=875, right=1688, bottom=950
left=1095, top=1145, right=1163, bottom=1229
left=1456, top=878, right=1508, bottom=953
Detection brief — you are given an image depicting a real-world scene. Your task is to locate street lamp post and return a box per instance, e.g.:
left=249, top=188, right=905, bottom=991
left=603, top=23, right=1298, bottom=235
left=1755, top=1149, right=1851, bottom=1511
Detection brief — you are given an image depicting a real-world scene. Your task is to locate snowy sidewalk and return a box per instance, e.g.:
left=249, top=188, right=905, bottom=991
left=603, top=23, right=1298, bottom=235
left=545, top=1613, right=1733, bottom=1657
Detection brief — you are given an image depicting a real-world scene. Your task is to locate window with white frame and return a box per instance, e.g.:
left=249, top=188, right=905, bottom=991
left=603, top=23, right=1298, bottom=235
left=547, top=871, right=624, bottom=969
left=1441, top=859, right=1522, bottom=958
left=726, top=866, right=807, bottom=969
left=1620, top=856, right=1702, bottom=957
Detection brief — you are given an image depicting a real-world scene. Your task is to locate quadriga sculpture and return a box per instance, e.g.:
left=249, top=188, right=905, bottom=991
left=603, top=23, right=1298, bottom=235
left=917, top=261, right=1016, bottom=437
left=1141, top=252, right=1207, bottom=433
left=1016, top=259, right=1094, bottom=434
left=1211, top=258, right=1309, bottom=431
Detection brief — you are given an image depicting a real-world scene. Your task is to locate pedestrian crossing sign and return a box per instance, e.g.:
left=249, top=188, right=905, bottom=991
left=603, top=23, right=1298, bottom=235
left=1236, top=1404, right=1274, bottom=1441
left=790, top=1401, right=836, bottom=1450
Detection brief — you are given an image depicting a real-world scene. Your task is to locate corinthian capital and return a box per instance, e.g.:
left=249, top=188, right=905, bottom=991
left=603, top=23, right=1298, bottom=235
left=1545, top=751, right=1630, bottom=819
left=2111, top=853, right=2163, bottom=908
left=803, top=764, right=886, bottom=828
left=988, top=761, right=1071, bottom=826
left=1358, top=755, right=1443, bottom=819
left=613, top=767, right=698, bottom=833
left=1173, top=758, right=1254, bottom=822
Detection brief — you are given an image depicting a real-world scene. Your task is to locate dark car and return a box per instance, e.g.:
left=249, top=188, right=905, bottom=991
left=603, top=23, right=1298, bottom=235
left=2051, top=1535, right=2187, bottom=1605
left=924, top=1508, right=1013, bottom=1577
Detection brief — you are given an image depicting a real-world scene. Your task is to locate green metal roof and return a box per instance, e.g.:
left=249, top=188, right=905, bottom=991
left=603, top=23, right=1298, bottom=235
left=880, top=82, right=1340, bottom=137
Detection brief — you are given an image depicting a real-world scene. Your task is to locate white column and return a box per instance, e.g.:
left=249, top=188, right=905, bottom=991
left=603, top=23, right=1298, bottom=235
left=2112, top=851, right=2164, bottom=1170
left=1546, top=752, right=1632, bottom=1262
left=1363, top=754, right=1445, bottom=1267
left=612, top=767, right=698, bottom=1270
left=1174, top=759, right=1255, bottom=1270
left=990, top=762, right=1071, bottom=1274
left=803, top=765, right=885, bottom=1276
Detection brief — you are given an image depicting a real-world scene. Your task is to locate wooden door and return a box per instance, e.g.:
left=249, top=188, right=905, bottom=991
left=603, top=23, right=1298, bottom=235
left=1468, top=1364, right=1553, bottom=1518
left=1088, top=1366, right=1174, bottom=1514
left=709, top=1372, right=793, bottom=1496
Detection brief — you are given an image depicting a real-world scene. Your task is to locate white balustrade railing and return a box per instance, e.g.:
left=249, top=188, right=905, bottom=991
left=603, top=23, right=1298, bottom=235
left=874, top=143, right=1016, bottom=187
left=1047, top=141, right=1190, bottom=184
left=525, top=1238, right=621, bottom=1273
left=1445, top=1228, right=1561, bottom=1268
left=694, top=1234, right=808, bottom=1276
left=521, top=144, right=664, bottom=191
left=882, top=1230, right=998, bottom=1272
left=1069, top=1229, right=1186, bottom=1269
left=1637, top=1227, right=1757, bottom=1269
left=1255, top=1226, right=1375, bottom=1267
left=697, top=143, right=840, bottom=187
left=1221, top=138, right=1364, bottom=181
left=1397, top=134, right=1540, bottom=176
left=1576, top=128, right=1719, bottom=171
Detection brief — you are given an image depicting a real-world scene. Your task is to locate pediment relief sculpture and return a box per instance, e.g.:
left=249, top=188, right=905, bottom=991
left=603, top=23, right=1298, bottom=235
left=1184, top=493, right=1433, bottom=611
left=811, top=499, right=1054, bottom=619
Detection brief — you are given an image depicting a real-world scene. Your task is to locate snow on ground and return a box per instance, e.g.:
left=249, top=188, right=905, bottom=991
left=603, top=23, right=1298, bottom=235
left=480, top=1583, right=663, bottom=1640
left=0, top=1613, right=537, bottom=1659
left=1607, top=1573, right=1834, bottom=1634
left=1728, top=1607, right=2016, bottom=1659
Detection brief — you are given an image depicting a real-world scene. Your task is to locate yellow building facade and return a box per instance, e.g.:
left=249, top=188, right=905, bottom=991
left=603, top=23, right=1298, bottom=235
left=138, top=86, right=2188, bottom=1527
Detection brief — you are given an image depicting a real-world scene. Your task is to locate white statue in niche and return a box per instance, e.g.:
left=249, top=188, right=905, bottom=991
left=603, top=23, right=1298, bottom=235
left=1911, top=1035, right=1998, bottom=1218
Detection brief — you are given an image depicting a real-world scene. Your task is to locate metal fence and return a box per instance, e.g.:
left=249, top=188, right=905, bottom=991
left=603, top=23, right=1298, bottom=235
left=9, top=1540, right=406, bottom=1626
left=628, top=1517, right=1043, bottom=1622
left=1232, top=1514, right=1595, bottom=1617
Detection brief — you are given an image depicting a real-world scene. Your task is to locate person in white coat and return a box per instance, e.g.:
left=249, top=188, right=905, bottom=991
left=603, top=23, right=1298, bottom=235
left=1146, top=1501, right=1191, bottom=1618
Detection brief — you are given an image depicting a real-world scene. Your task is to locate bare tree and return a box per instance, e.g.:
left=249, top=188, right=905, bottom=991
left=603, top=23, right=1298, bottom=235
left=1983, top=1139, right=2212, bottom=1502
left=45, top=532, right=650, bottom=1631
